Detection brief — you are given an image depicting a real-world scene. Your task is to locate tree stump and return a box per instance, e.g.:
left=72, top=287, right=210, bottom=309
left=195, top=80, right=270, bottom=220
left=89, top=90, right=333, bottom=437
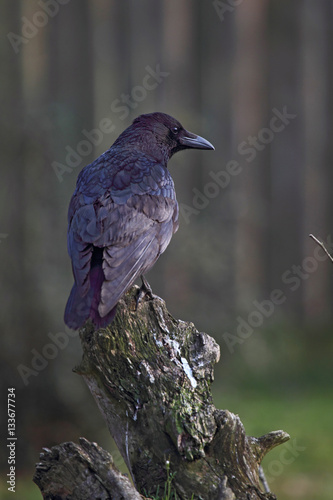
left=34, top=438, right=142, bottom=500
left=34, top=286, right=289, bottom=499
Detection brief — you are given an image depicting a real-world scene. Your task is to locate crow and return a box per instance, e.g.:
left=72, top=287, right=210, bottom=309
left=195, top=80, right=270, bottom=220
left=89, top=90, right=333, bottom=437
left=64, top=112, right=214, bottom=329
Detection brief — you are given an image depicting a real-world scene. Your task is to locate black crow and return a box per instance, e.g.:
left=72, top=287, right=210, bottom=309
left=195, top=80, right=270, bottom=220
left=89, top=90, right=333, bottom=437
left=64, top=112, right=214, bottom=329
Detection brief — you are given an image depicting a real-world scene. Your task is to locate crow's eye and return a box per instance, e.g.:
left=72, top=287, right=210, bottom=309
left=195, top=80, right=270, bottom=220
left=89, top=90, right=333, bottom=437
left=172, top=126, right=180, bottom=135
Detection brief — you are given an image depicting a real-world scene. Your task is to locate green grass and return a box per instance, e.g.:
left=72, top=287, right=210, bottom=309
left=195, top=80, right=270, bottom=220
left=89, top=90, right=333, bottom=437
left=0, top=478, right=41, bottom=500
left=145, top=460, right=191, bottom=500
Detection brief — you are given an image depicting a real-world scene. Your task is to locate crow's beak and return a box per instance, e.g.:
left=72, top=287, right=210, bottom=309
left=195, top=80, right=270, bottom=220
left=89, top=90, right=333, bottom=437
left=180, top=130, right=215, bottom=150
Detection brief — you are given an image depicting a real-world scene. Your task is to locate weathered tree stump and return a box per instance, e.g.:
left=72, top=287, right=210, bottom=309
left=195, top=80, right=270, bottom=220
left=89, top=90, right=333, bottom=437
left=34, top=286, right=289, bottom=499
left=34, top=438, right=141, bottom=499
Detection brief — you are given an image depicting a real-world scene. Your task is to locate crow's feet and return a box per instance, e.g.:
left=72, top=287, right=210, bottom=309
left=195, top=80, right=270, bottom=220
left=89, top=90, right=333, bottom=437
left=136, top=276, right=157, bottom=309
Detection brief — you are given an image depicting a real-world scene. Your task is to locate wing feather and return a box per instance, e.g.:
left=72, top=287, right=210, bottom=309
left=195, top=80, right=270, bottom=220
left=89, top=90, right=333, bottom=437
left=99, top=229, right=159, bottom=316
left=67, top=191, right=177, bottom=318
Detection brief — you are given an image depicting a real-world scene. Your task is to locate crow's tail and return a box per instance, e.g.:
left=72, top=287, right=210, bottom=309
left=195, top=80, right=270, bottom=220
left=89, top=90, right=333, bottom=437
left=64, top=253, right=117, bottom=330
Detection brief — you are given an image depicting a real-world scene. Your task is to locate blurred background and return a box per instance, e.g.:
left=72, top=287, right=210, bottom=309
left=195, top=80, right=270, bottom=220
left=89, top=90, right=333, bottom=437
left=1, top=1, right=333, bottom=498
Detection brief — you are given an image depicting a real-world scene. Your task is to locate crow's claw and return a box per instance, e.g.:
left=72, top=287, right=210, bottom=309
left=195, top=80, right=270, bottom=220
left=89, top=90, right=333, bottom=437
left=136, top=275, right=157, bottom=309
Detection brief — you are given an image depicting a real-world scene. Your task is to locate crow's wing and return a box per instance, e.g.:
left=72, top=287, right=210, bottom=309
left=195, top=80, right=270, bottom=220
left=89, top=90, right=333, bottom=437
left=101, top=193, right=178, bottom=316
left=67, top=157, right=179, bottom=318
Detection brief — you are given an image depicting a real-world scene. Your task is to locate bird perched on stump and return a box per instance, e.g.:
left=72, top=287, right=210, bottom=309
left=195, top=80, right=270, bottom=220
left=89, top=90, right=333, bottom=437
left=64, top=112, right=214, bottom=329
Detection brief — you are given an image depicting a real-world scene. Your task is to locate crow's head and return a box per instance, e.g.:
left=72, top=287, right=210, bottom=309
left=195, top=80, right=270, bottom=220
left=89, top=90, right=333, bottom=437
left=114, top=112, right=214, bottom=163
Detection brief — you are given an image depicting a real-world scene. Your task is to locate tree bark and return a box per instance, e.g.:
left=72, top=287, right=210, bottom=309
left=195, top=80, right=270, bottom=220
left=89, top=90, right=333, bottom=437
left=34, top=437, right=142, bottom=500
left=34, top=287, right=289, bottom=499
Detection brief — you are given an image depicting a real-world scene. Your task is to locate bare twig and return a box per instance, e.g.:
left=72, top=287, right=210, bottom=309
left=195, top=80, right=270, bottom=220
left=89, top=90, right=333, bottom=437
left=309, top=234, right=333, bottom=263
